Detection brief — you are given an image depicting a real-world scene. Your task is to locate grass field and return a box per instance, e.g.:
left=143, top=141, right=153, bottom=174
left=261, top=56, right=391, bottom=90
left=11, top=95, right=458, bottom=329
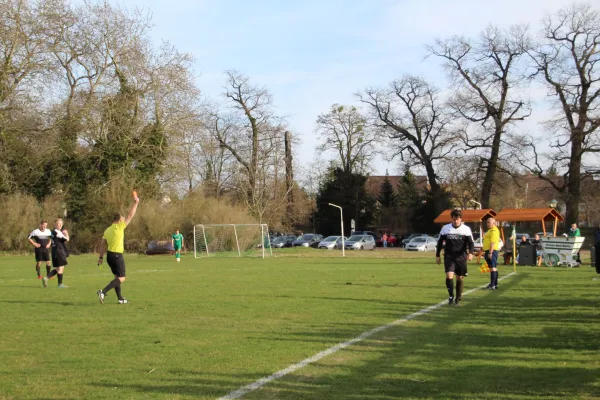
left=1, top=250, right=599, bottom=400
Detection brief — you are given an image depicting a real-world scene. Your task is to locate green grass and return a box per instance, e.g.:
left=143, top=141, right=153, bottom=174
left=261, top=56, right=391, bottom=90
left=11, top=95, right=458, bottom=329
left=1, top=250, right=599, bottom=400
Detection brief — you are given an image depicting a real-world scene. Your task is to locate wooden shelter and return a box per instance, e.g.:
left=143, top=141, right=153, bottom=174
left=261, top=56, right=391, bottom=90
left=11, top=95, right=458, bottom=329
left=494, top=208, right=564, bottom=239
left=433, top=209, right=497, bottom=224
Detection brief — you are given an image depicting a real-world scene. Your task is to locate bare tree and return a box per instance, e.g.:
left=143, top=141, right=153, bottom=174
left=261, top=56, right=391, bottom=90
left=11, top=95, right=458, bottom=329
left=427, top=25, right=532, bottom=208
left=358, top=76, right=458, bottom=195
left=519, top=3, right=600, bottom=224
left=212, top=71, right=291, bottom=222
left=314, top=104, right=377, bottom=174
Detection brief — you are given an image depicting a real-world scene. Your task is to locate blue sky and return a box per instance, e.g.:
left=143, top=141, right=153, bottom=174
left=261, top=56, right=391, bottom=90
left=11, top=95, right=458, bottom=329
left=120, top=0, right=571, bottom=175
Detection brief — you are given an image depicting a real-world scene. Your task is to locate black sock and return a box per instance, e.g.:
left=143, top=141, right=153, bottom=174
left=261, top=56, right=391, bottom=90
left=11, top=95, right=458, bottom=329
left=47, top=269, right=58, bottom=279
left=36, top=265, right=41, bottom=277
left=494, top=271, right=499, bottom=286
left=456, top=280, right=464, bottom=299
left=114, top=281, right=123, bottom=300
left=46, top=265, right=51, bottom=275
left=446, top=278, right=454, bottom=298
left=57, top=273, right=63, bottom=285
left=102, top=278, right=121, bottom=294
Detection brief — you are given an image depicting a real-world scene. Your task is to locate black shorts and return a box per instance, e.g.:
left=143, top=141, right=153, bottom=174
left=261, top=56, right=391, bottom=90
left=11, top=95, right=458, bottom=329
left=444, top=256, right=468, bottom=276
left=35, top=248, right=50, bottom=262
left=52, top=249, right=68, bottom=268
left=107, top=251, right=126, bottom=277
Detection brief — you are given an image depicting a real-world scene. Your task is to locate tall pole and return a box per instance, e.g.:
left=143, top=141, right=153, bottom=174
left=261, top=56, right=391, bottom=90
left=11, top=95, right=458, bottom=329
left=469, top=199, right=483, bottom=239
left=329, top=203, right=345, bottom=257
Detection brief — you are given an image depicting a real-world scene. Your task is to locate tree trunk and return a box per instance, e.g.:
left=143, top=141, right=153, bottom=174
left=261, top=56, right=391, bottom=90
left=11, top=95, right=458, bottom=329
left=284, top=131, right=294, bottom=225
left=565, top=131, right=583, bottom=225
left=480, top=123, right=503, bottom=208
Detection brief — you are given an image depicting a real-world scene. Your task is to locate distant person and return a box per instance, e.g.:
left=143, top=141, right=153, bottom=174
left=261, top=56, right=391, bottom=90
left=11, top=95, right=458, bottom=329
left=382, top=232, right=388, bottom=248
left=435, top=209, right=474, bottom=306
left=483, top=218, right=501, bottom=290
left=43, top=218, right=69, bottom=288
left=503, top=236, right=514, bottom=265
left=568, top=223, right=581, bottom=237
left=172, top=229, right=184, bottom=262
left=96, top=195, right=140, bottom=304
left=568, top=223, right=582, bottom=263
left=517, top=235, right=530, bottom=264
left=532, top=234, right=543, bottom=266
left=28, top=220, right=52, bottom=279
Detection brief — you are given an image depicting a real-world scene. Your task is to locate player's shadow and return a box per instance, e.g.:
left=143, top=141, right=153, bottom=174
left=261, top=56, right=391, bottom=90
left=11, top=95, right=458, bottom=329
left=0, top=300, right=92, bottom=307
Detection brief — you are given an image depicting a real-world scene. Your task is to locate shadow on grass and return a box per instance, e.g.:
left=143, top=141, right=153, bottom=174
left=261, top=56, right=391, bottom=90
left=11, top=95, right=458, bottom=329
left=0, top=300, right=94, bottom=307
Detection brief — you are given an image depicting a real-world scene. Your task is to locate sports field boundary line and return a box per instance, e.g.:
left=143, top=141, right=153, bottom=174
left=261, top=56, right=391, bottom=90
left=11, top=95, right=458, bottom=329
left=218, top=271, right=517, bottom=400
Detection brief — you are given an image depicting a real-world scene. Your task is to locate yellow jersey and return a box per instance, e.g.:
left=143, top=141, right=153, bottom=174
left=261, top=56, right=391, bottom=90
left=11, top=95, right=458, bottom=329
left=103, top=221, right=127, bottom=253
left=482, top=225, right=501, bottom=251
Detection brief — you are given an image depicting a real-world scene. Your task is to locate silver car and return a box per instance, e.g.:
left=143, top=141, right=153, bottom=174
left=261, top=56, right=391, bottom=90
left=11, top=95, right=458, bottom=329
left=318, top=236, right=346, bottom=249
left=344, top=235, right=376, bottom=250
left=405, top=236, right=438, bottom=251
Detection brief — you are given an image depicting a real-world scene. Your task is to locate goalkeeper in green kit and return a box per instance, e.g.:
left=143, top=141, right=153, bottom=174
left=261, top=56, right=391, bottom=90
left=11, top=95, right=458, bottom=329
left=172, top=229, right=185, bottom=262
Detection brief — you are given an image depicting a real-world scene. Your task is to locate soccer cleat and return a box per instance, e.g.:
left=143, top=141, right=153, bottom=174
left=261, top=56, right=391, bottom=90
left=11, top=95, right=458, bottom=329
left=486, top=284, right=493, bottom=289
left=454, top=298, right=462, bottom=306
left=97, top=290, right=105, bottom=304
left=37, top=275, right=42, bottom=280
left=42, top=277, right=48, bottom=287
left=57, top=284, right=69, bottom=288
left=448, top=296, right=454, bottom=305
left=493, top=285, right=498, bottom=290
left=118, top=299, right=130, bottom=304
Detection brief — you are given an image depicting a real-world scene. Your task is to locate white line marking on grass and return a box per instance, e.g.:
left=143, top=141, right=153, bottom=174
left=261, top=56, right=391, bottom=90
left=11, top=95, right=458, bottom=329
left=218, top=271, right=516, bottom=400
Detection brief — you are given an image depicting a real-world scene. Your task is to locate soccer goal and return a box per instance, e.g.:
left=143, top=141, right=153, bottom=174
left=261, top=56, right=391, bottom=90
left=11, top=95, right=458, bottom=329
left=193, top=224, right=273, bottom=258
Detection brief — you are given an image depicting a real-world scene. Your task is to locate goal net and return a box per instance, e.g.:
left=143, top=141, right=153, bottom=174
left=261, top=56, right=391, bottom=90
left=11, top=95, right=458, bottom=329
left=193, top=224, right=273, bottom=258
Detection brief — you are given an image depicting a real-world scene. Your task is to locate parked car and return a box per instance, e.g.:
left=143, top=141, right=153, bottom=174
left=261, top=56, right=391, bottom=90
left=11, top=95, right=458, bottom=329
left=402, top=234, right=430, bottom=247
left=344, top=235, right=376, bottom=250
left=293, top=234, right=323, bottom=248
left=473, top=237, right=505, bottom=253
left=352, top=230, right=377, bottom=240
left=405, top=236, right=438, bottom=251
left=376, top=233, right=400, bottom=247
left=271, top=235, right=297, bottom=248
left=318, top=236, right=346, bottom=249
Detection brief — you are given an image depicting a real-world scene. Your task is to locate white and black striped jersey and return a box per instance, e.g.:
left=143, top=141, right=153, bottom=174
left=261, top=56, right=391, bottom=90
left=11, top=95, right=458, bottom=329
left=28, top=229, right=52, bottom=247
left=436, top=223, right=474, bottom=258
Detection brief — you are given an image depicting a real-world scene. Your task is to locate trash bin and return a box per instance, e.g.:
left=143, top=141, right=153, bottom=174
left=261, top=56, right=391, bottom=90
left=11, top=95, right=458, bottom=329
left=518, top=245, right=537, bottom=266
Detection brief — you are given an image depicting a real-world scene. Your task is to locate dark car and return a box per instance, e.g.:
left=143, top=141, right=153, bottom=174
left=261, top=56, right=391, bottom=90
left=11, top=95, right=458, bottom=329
left=271, top=235, right=297, bottom=248
left=376, top=233, right=399, bottom=247
left=293, top=234, right=323, bottom=248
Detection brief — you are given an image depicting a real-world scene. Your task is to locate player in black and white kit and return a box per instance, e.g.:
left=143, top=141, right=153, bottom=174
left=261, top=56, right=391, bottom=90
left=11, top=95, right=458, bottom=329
left=42, top=218, right=70, bottom=288
left=28, top=220, right=52, bottom=279
left=435, top=209, right=474, bottom=305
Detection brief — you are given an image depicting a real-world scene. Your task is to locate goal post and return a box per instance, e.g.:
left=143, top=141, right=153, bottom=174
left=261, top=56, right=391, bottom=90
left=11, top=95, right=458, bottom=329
left=193, top=224, right=273, bottom=258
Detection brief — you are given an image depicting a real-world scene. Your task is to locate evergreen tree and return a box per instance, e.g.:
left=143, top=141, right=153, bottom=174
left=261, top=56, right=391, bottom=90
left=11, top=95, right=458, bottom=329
left=377, top=172, right=398, bottom=208
left=313, top=168, right=376, bottom=236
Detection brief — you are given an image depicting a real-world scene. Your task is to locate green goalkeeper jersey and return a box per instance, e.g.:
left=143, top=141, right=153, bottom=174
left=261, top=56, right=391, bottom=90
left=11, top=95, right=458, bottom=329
left=172, top=233, right=184, bottom=249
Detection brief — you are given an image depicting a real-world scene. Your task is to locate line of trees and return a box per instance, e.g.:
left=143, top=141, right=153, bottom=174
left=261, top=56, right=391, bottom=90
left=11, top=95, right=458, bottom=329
left=0, top=1, right=597, bottom=250
left=313, top=3, right=599, bottom=228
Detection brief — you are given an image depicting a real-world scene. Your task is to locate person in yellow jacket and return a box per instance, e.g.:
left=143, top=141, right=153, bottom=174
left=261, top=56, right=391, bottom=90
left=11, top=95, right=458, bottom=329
left=483, top=218, right=501, bottom=289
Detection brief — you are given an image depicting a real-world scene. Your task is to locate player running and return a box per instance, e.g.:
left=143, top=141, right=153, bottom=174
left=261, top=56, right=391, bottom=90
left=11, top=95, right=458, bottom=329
left=28, top=221, right=52, bottom=279
left=172, top=229, right=184, bottom=262
left=43, top=218, right=70, bottom=288
left=435, top=209, right=475, bottom=305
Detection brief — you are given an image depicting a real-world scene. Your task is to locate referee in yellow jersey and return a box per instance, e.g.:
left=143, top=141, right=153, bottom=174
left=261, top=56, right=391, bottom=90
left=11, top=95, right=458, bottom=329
left=483, top=217, right=501, bottom=290
left=96, top=196, right=139, bottom=304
